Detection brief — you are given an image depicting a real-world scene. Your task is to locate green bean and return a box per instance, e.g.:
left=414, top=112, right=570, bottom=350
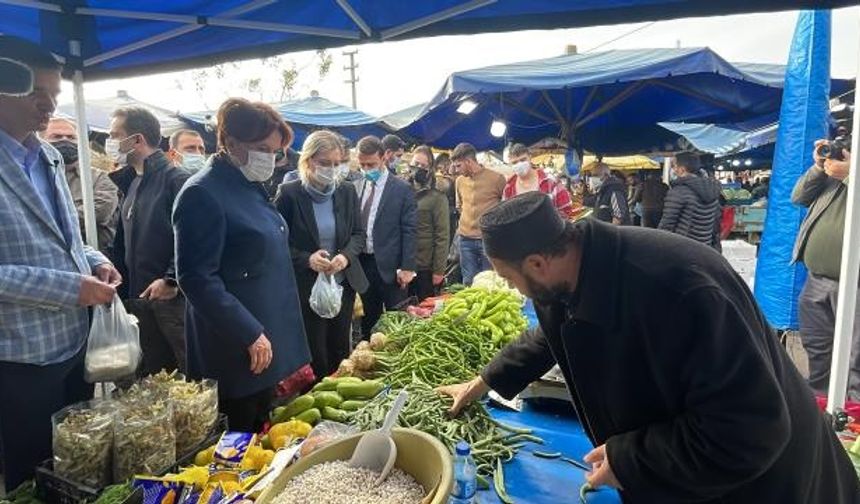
left=562, top=457, right=591, bottom=472
left=533, top=450, right=562, bottom=459
left=494, top=458, right=515, bottom=503
left=579, top=482, right=595, bottom=503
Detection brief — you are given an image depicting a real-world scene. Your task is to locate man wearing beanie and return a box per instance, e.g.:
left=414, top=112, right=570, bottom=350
left=439, top=192, right=859, bottom=503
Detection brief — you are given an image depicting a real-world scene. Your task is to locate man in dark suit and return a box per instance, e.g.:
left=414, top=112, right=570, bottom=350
left=354, top=136, right=417, bottom=338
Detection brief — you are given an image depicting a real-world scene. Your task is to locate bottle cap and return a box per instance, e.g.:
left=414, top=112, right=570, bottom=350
left=455, top=440, right=470, bottom=456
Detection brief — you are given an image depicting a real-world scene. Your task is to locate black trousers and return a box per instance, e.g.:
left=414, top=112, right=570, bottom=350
left=0, top=347, right=93, bottom=492
left=410, top=270, right=437, bottom=301
left=359, top=254, right=407, bottom=339
left=302, top=283, right=356, bottom=380
left=641, top=208, right=663, bottom=228
left=125, top=296, right=186, bottom=376
left=219, top=387, right=274, bottom=433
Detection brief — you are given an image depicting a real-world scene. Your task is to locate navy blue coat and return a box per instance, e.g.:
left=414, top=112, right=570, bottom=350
left=173, top=155, right=310, bottom=399
left=353, top=176, right=417, bottom=284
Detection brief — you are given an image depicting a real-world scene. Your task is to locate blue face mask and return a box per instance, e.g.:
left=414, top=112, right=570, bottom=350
left=363, top=168, right=382, bottom=183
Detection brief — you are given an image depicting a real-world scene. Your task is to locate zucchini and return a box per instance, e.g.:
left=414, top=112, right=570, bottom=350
left=313, top=391, right=344, bottom=409
left=337, top=380, right=384, bottom=400
left=293, top=407, right=322, bottom=425
left=339, top=400, right=367, bottom=412
left=321, top=406, right=349, bottom=423
left=272, top=394, right=315, bottom=423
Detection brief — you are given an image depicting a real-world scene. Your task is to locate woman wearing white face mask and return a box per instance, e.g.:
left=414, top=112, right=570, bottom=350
left=172, top=98, right=310, bottom=432
left=274, top=130, right=368, bottom=379
left=502, top=143, right=573, bottom=219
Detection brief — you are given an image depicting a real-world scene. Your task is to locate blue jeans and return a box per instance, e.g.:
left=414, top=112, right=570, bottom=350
left=459, top=236, right=491, bottom=286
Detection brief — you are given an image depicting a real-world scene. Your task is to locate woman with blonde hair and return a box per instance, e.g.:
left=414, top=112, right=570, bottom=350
left=275, top=130, right=368, bottom=379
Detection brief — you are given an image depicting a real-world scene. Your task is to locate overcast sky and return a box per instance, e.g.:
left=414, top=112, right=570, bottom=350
left=61, top=7, right=860, bottom=118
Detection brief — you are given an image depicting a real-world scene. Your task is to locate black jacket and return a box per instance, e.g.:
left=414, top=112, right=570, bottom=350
left=173, top=156, right=310, bottom=399
left=110, top=151, right=190, bottom=298
left=274, top=180, right=369, bottom=296
left=593, top=176, right=630, bottom=225
left=659, top=175, right=721, bottom=249
left=353, top=176, right=418, bottom=284
left=483, top=220, right=859, bottom=504
left=640, top=177, right=668, bottom=210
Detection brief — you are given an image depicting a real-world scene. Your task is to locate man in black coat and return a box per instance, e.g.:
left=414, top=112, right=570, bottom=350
left=440, top=192, right=860, bottom=504
left=108, top=107, right=190, bottom=375
left=660, top=153, right=722, bottom=249
left=353, top=136, right=417, bottom=338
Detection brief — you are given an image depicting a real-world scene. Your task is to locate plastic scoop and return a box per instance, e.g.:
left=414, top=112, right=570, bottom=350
left=349, top=390, right=408, bottom=485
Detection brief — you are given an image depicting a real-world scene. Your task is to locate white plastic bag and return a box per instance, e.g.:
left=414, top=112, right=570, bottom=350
left=309, top=273, right=343, bottom=319
left=85, top=295, right=141, bottom=383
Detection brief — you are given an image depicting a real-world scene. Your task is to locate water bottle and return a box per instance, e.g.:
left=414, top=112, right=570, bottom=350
left=449, top=440, right=477, bottom=504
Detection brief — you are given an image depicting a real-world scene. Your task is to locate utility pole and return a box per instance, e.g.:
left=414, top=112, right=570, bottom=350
left=343, top=49, right=359, bottom=109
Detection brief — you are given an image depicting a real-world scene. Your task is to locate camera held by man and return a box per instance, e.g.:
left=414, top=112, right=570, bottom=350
left=815, top=103, right=853, bottom=161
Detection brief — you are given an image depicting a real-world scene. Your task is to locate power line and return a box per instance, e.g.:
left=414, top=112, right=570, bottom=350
left=583, top=22, right=657, bottom=53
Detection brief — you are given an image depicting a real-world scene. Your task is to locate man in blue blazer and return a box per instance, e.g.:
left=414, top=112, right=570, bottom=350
left=354, top=136, right=417, bottom=338
left=0, top=36, right=121, bottom=491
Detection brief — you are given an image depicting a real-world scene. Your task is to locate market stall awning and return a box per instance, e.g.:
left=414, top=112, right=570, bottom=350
left=179, top=95, right=391, bottom=146
left=658, top=119, right=779, bottom=156
left=398, top=47, right=853, bottom=153
left=381, top=103, right=428, bottom=131
left=581, top=155, right=660, bottom=172
left=1, top=1, right=855, bottom=81
left=55, top=90, right=185, bottom=135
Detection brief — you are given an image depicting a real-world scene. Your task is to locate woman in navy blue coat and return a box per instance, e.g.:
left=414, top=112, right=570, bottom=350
left=173, top=98, right=310, bottom=431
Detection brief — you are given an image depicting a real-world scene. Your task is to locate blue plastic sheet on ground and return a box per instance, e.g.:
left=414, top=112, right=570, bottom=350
left=755, top=10, right=831, bottom=330
left=484, top=403, right=621, bottom=504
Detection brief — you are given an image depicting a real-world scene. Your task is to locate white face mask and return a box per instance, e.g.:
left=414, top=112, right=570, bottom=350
left=314, top=165, right=336, bottom=186
left=588, top=176, right=603, bottom=192
left=512, top=160, right=531, bottom=177
left=105, top=136, right=134, bottom=166
left=180, top=153, right=206, bottom=173
left=239, top=150, right=276, bottom=182
left=336, top=163, right=351, bottom=181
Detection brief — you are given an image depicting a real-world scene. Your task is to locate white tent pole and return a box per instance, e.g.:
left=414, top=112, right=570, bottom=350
left=380, top=0, right=496, bottom=40
left=825, top=8, right=860, bottom=414
left=69, top=40, right=98, bottom=248
left=662, top=156, right=671, bottom=184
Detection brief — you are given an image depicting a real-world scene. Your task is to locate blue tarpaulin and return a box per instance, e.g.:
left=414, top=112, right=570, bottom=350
left=179, top=96, right=390, bottom=147
left=398, top=47, right=851, bottom=153
left=2, top=1, right=854, bottom=81
left=658, top=119, right=780, bottom=156
left=754, top=10, right=832, bottom=330
left=55, top=90, right=185, bottom=134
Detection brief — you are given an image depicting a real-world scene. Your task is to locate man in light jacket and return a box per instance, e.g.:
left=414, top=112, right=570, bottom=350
left=0, top=35, right=121, bottom=491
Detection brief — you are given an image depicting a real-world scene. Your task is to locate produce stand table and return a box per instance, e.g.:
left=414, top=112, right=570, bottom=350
left=482, top=403, right=621, bottom=504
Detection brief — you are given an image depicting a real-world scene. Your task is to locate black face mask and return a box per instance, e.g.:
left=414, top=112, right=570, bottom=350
left=413, top=168, right=430, bottom=187
left=51, top=140, right=78, bottom=166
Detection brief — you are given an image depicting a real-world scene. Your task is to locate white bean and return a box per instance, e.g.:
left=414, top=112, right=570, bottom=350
left=274, top=461, right=425, bottom=504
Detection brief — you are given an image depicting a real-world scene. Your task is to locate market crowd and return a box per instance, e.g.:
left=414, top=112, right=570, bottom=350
left=1, top=35, right=859, bottom=502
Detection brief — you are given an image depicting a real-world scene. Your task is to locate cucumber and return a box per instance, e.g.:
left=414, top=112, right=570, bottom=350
left=337, top=380, right=384, bottom=400
left=312, top=376, right=363, bottom=392
left=339, top=400, right=367, bottom=412
left=313, top=391, right=344, bottom=409
left=294, top=408, right=322, bottom=425
left=273, top=394, right=315, bottom=423
left=321, top=406, right=349, bottom=423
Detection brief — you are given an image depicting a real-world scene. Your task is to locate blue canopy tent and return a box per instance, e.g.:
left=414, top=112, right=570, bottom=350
left=658, top=117, right=779, bottom=157
left=381, top=102, right=428, bottom=130
left=2, top=0, right=854, bottom=245
left=55, top=89, right=185, bottom=134
left=179, top=95, right=391, bottom=147
left=398, top=47, right=854, bottom=153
